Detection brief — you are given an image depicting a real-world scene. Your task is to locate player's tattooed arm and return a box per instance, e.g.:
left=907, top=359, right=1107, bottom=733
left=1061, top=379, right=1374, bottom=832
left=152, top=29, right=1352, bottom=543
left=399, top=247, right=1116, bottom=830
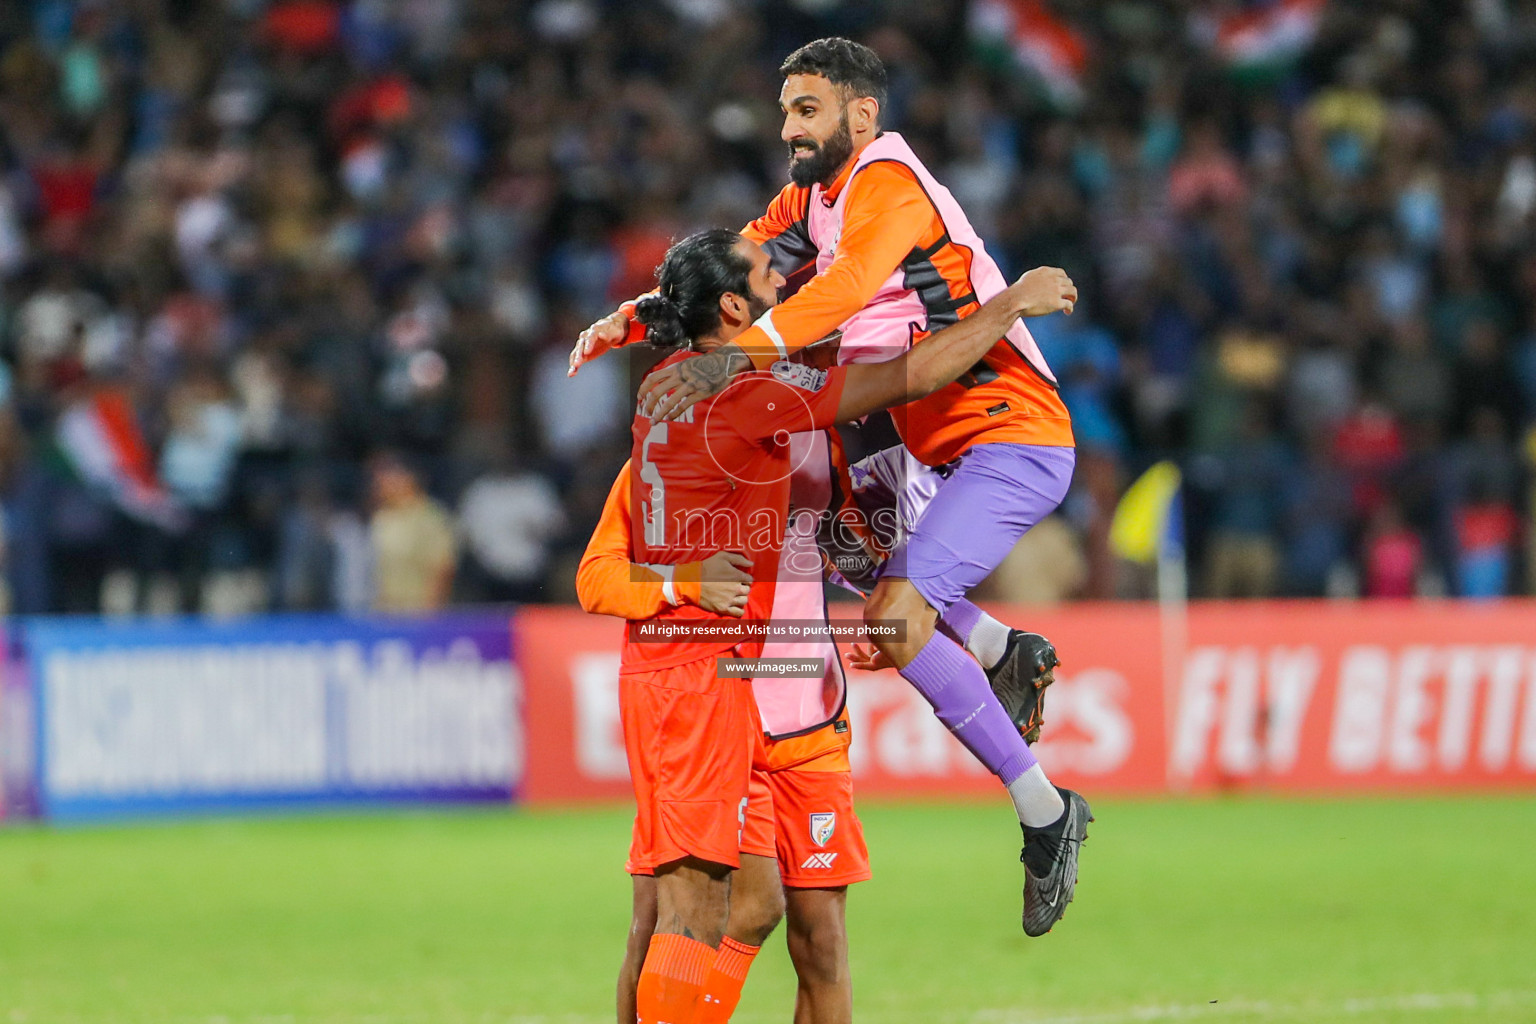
left=639, top=343, right=753, bottom=421
left=679, top=345, right=749, bottom=392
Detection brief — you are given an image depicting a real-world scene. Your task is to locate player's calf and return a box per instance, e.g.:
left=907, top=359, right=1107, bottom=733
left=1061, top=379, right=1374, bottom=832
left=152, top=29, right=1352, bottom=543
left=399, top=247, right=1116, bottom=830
left=785, top=887, right=852, bottom=1024
left=695, top=854, right=782, bottom=1024
left=866, top=578, right=1038, bottom=791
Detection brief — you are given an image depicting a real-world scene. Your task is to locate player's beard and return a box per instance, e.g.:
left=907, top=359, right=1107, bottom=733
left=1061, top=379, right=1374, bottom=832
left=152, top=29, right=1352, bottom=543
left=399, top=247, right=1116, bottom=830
left=745, top=289, right=773, bottom=324
left=788, top=113, right=855, bottom=188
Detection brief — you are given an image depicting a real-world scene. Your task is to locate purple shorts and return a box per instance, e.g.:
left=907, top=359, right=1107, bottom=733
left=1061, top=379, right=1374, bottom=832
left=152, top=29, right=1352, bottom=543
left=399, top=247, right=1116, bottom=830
left=877, top=443, right=1075, bottom=612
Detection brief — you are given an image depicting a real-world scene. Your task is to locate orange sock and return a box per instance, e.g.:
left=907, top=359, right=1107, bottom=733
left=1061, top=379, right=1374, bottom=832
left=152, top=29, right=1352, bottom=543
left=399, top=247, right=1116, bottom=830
left=694, top=937, right=761, bottom=1023
left=636, top=932, right=715, bottom=1024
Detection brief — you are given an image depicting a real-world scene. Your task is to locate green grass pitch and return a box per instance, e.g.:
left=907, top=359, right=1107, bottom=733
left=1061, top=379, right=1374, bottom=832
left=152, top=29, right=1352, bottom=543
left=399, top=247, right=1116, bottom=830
left=2, top=795, right=1534, bottom=1023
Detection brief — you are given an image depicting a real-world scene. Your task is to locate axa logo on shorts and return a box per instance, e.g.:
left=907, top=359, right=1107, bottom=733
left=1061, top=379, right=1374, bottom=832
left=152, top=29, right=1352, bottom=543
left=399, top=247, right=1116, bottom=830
left=800, top=852, right=839, bottom=870
left=809, top=811, right=836, bottom=847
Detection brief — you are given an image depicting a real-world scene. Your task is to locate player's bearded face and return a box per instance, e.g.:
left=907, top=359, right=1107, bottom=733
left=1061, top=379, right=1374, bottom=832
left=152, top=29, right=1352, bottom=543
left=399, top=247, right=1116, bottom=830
left=745, top=279, right=776, bottom=322
left=788, top=109, right=855, bottom=188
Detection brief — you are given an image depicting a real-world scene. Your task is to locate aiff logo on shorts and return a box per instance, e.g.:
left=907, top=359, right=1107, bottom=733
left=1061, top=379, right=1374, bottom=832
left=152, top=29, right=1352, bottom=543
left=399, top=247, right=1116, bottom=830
left=810, top=812, right=836, bottom=847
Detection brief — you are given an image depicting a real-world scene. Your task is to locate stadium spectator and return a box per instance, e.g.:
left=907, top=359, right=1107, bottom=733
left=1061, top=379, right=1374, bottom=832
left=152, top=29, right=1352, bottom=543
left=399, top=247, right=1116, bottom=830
left=1363, top=501, right=1423, bottom=599
left=1201, top=404, right=1291, bottom=599
left=456, top=447, right=567, bottom=604
left=367, top=451, right=456, bottom=613
left=1525, top=425, right=1536, bottom=594
left=1281, top=431, right=1354, bottom=597
left=159, top=365, right=242, bottom=609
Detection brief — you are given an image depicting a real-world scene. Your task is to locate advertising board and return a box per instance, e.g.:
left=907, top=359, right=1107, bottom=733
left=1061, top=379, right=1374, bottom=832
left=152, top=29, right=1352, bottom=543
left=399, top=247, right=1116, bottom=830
left=23, top=615, right=519, bottom=821
left=517, top=601, right=1536, bottom=802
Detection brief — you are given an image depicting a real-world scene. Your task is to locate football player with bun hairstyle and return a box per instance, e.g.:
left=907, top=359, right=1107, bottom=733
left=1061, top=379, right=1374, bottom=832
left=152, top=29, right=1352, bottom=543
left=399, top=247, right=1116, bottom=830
left=590, top=226, right=1075, bottom=1023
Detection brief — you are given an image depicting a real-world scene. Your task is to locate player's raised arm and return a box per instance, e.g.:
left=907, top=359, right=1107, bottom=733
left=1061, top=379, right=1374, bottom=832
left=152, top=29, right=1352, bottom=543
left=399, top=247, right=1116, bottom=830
left=737, top=162, right=930, bottom=367
left=640, top=163, right=929, bottom=419
left=718, top=267, right=1076, bottom=444
left=831, top=267, right=1076, bottom=424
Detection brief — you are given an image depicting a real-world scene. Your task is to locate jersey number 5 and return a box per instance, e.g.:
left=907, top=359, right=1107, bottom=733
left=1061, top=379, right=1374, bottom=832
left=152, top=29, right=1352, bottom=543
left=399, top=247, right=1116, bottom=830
left=639, top=421, right=667, bottom=546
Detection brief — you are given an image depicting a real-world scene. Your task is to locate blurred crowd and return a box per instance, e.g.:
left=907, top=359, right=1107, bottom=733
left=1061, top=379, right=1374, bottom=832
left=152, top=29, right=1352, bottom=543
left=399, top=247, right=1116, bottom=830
left=1, top=0, right=1535, bottom=616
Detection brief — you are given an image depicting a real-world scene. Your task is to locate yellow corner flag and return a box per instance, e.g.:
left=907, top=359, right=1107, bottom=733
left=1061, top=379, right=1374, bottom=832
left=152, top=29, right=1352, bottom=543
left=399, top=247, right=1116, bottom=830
left=1109, top=461, right=1183, bottom=565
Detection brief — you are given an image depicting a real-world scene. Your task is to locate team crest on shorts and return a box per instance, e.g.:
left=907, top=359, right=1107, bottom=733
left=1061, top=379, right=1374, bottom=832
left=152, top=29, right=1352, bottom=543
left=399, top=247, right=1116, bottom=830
left=809, top=812, right=836, bottom=847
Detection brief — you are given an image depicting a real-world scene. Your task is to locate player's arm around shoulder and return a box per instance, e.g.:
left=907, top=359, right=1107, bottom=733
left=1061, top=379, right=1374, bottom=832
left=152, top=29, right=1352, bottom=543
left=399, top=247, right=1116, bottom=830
left=741, top=180, right=811, bottom=247
left=641, top=167, right=933, bottom=419
left=733, top=162, right=932, bottom=374
left=576, top=464, right=644, bottom=617
left=575, top=463, right=754, bottom=619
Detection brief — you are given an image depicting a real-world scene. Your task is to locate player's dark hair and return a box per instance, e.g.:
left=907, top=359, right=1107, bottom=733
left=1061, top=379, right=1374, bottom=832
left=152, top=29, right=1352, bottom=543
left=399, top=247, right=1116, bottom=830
left=780, top=37, right=887, bottom=114
left=634, top=229, right=754, bottom=348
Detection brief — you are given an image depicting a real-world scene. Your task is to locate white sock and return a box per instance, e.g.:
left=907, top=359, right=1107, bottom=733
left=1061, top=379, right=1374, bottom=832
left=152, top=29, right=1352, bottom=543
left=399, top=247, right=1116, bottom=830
left=1007, top=764, right=1064, bottom=828
left=966, top=613, right=1012, bottom=670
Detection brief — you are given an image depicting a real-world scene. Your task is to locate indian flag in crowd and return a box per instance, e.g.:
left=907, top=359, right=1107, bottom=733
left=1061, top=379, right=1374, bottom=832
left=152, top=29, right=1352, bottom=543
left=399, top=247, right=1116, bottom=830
left=55, top=388, right=184, bottom=528
left=970, top=0, right=1090, bottom=110
left=1211, top=0, right=1328, bottom=78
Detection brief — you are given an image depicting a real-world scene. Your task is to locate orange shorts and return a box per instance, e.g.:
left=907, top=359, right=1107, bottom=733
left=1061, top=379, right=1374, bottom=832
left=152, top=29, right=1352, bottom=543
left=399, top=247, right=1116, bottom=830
left=739, top=717, right=872, bottom=889
left=621, top=655, right=757, bottom=874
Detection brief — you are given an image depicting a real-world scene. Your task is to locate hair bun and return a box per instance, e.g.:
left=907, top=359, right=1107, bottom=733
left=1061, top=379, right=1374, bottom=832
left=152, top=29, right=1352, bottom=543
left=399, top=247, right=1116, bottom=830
left=634, top=295, right=687, bottom=348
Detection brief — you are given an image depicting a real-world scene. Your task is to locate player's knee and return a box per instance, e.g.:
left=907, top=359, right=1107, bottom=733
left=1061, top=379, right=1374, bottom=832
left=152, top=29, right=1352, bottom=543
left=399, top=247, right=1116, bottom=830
left=728, top=882, right=785, bottom=946
left=863, top=581, right=906, bottom=630
left=654, top=857, right=732, bottom=941
left=865, top=580, right=930, bottom=650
